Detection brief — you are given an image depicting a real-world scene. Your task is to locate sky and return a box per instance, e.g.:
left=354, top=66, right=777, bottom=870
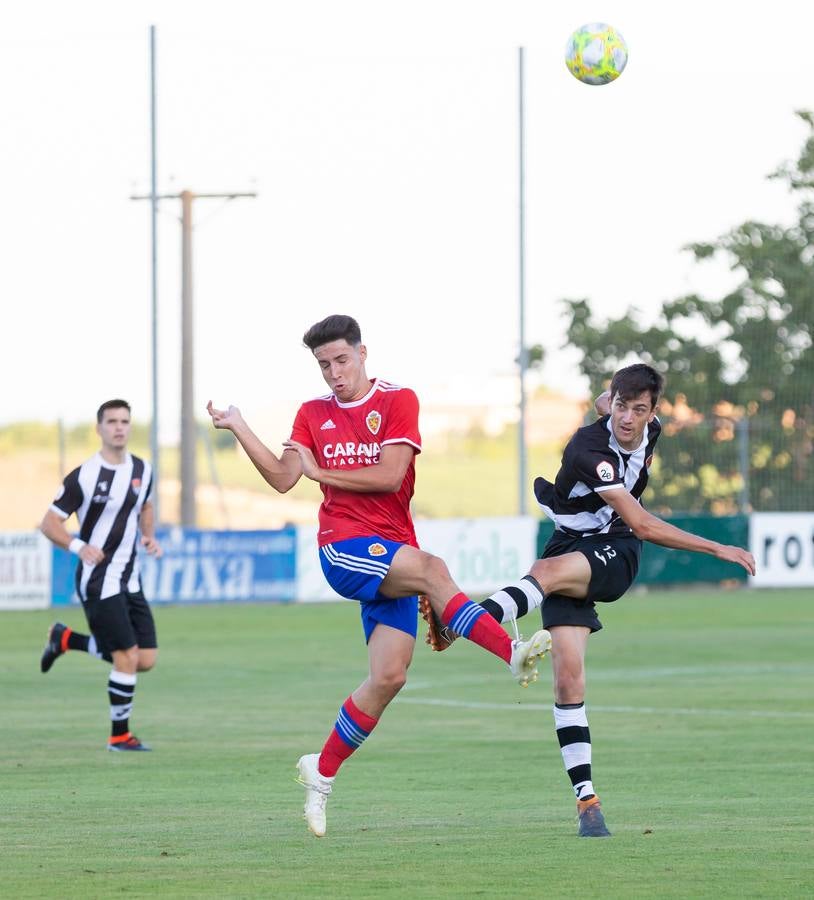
left=1, top=0, right=811, bottom=442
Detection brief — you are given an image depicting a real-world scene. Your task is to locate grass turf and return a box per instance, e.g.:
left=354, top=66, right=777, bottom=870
left=2, top=588, right=812, bottom=898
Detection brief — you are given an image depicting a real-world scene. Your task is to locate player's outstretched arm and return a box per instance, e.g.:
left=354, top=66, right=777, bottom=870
left=206, top=401, right=302, bottom=493
left=603, top=487, right=756, bottom=575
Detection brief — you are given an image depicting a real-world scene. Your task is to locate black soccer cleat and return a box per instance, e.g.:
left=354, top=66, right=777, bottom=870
left=577, top=796, right=611, bottom=837
left=107, top=734, right=152, bottom=752
left=40, top=622, right=68, bottom=673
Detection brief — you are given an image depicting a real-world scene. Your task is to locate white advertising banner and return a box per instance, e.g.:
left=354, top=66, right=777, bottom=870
left=414, top=516, right=538, bottom=596
left=750, top=512, right=814, bottom=587
left=295, top=524, right=344, bottom=603
left=0, top=530, right=52, bottom=610
left=295, top=516, right=538, bottom=602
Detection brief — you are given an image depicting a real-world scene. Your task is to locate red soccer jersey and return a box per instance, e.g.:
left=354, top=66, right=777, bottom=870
left=289, top=378, right=422, bottom=546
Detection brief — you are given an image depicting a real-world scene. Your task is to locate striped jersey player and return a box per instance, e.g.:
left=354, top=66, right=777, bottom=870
left=425, top=364, right=755, bottom=838
left=207, top=314, right=551, bottom=838
left=39, top=399, right=162, bottom=752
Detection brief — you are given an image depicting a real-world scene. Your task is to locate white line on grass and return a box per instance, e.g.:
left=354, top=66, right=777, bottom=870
left=396, top=697, right=814, bottom=719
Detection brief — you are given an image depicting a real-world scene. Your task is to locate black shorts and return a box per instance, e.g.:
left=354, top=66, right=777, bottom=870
left=82, top=590, right=158, bottom=654
left=540, top=531, right=641, bottom=633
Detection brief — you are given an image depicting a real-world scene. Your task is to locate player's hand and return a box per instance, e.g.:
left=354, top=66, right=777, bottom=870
left=716, top=544, right=756, bottom=576
left=207, top=400, right=243, bottom=431
left=282, top=440, right=320, bottom=481
left=78, top=543, right=105, bottom=565
left=141, top=535, right=163, bottom=558
left=594, top=390, right=611, bottom=416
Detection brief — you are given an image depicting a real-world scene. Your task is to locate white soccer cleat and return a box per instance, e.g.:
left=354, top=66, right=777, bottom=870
left=509, top=628, right=552, bottom=687
left=296, top=753, right=334, bottom=837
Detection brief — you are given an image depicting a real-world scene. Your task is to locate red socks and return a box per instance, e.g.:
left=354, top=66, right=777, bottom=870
left=441, top=593, right=512, bottom=663
left=319, top=695, right=379, bottom=777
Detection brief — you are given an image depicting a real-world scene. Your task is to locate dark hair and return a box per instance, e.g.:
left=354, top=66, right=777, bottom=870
left=302, top=315, right=362, bottom=351
left=96, top=399, right=131, bottom=423
left=609, top=364, right=664, bottom=409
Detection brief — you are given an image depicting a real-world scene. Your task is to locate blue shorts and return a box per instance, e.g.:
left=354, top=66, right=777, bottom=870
left=319, top=537, right=418, bottom=643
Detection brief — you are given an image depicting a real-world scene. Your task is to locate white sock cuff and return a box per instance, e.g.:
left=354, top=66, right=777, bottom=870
left=519, top=576, right=544, bottom=605
left=110, top=669, right=137, bottom=686
left=553, top=702, right=588, bottom=729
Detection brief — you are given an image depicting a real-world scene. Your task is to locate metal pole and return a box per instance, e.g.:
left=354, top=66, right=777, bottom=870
left=149, top=24, right=160, bottom=523
left=131, top=189, right=255, bottom=528
left=518, top=46, right=528, bottom=515
left=737, top=416, right=750, bottom=512
left=180, top=190, right=196, bottom=527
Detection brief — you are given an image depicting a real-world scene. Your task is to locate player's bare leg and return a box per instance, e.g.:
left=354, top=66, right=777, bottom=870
left=354, top=624, right=414, bottom=717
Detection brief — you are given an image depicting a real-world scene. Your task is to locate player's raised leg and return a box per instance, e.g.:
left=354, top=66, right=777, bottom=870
left=383, top=545, right=550, bottom=686
left=40, top=622, right=112, bottom=672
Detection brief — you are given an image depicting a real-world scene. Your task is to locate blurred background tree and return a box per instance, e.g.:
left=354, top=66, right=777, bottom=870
left=564, top=111, right=814, bottom=514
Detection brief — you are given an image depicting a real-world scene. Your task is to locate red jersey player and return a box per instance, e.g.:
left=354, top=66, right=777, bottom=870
left=207, top=314, right=550, bottom=838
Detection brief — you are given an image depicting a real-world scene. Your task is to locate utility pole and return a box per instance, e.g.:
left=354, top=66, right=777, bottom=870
left=130, top=189, right=256, bottom=527
left=517, top=46, right=528, bottom=516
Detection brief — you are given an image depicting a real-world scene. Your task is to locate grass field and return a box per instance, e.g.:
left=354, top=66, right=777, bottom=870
left=3, top=589, right=813, bottom=899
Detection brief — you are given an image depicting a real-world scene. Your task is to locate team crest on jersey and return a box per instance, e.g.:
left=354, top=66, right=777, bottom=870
left=366, top=410, right=382, bottom=435
left=596, top=460, right=615, bottom=482
left=131, top=478, right=142, bottom=493
left=645, top=454, right=653, bottom=469
left=368, top=543, right=387, bottom=557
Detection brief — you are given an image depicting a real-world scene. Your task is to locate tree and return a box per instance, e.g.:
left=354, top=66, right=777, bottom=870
left=563, top=111, right=814, bottom=514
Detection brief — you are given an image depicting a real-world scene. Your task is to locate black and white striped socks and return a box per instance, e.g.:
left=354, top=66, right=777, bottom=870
left=108, top=670, right=137, bottom=738
left=554, top=701, right=595, bottom=801
left=479, top=574, right=545, bottom=625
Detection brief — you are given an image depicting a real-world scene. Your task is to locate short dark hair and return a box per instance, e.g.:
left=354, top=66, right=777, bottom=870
left=96, top=399, right=131, bottom=423
left=302, top=315, right=362, bottom=351
left=610, top=364, right=664, bottom=409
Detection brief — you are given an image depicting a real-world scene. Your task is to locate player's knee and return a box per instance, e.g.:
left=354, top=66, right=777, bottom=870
left=116, top=646, right=139, bottom=670
left=529, top=557, right=554, bottom=590
left=423, top=553, right=452, bottom=588
left=372, top=666, right=408, bottom=697
left=136, top=649, right=157, bottom=672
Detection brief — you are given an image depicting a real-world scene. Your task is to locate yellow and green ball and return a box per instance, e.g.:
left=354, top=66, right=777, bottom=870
left=565, top=23, right=628, bottom=86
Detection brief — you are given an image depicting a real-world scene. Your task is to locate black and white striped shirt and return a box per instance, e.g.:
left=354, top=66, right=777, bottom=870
left=534, top=416, right=661, bottom=537
left=50, top=452, right=154, bottom=601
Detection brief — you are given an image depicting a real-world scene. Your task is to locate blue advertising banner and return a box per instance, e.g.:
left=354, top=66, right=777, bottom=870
left=51, top=528, right=297, bottom=606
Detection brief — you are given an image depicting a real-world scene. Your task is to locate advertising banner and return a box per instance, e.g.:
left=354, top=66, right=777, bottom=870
left=0, top=530, right=52, bottom=610
left=750, top=512, right=814, bottom=587
left=51, top=527, right=297, bottom=606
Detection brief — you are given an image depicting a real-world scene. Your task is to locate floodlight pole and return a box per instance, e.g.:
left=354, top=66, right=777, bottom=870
left=148, top=25, right=160, bottom=523
left=517, top=46, right=528, bottom=516
left=131, top=189, right=257, bottom=527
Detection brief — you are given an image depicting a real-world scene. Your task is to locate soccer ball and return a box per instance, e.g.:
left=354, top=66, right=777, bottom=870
left=565, top=23, right=628, bottom=86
